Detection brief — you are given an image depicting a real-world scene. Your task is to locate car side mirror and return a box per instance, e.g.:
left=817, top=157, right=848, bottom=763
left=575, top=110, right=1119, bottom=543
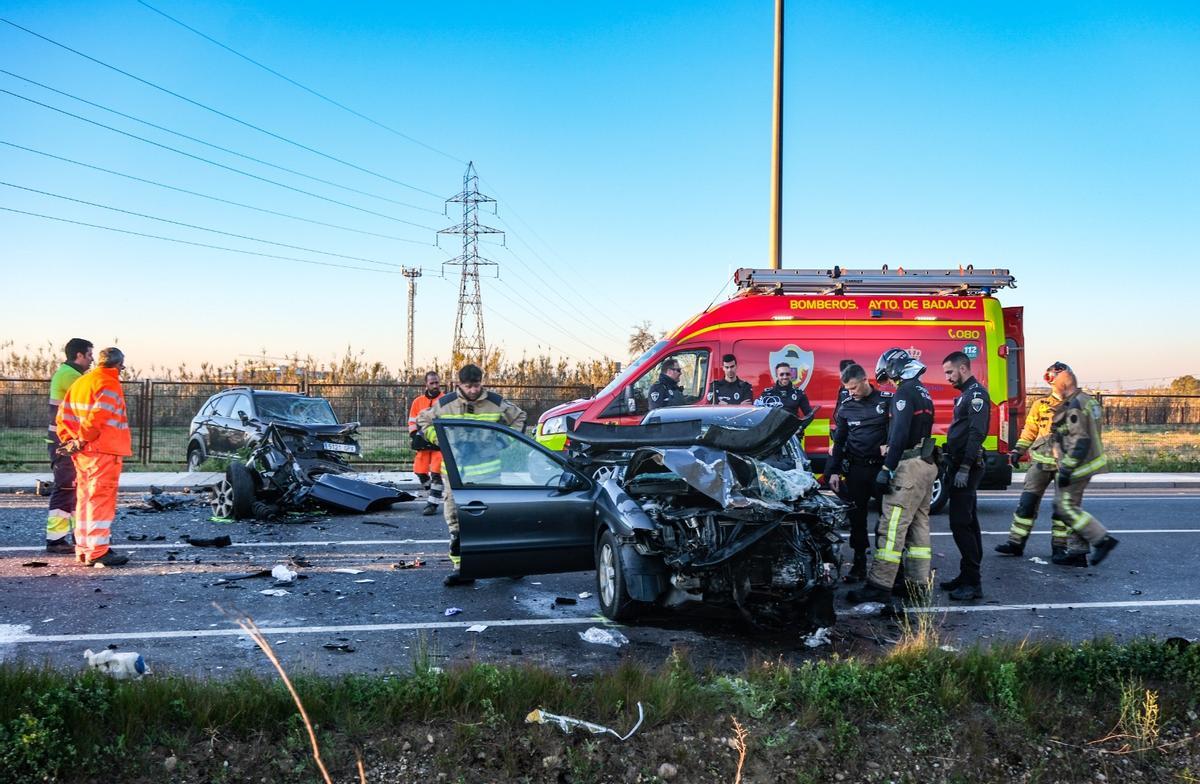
left=557, top=470, right=589, bottom=494
left=238, top=411, right=250, bottom=425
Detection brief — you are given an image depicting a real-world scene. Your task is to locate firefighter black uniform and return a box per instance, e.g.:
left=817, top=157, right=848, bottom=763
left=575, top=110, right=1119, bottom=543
left=848, top=350, right=936, bottom=604
left=941, top=375, right=991, bottom=598
left=756, top=382, right=813, bottom=417
left=706, top=377, right=753, bottom=405
left=826, top=388, right=890, bottom=578
left=648, top=373, right=684, bottom=410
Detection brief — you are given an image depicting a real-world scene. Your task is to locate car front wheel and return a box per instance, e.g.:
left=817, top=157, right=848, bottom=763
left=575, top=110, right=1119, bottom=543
left=186, top=445, right=205, bottom=472
left=596, top=529, right=639, bottom=622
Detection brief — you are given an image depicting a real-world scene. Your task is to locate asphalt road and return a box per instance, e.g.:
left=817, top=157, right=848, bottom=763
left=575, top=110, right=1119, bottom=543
left=0, top=487, right=1196, bottom=678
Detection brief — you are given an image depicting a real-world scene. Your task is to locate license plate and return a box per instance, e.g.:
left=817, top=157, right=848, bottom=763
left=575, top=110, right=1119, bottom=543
left=323, top=442, right=357, bottom=454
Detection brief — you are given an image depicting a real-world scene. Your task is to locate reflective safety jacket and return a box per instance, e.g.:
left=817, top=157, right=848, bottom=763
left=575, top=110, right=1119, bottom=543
left=1015, top=393, right=1063, bottom=465
left=1053, top=390, right=1107, bottom=479
left=416, top=389, right=527, bottom=444
left=416, top=389, right=527, bottom=482
left=56, top=366, right=132, bottom=457
left=47, top=361, right=85, bottom=434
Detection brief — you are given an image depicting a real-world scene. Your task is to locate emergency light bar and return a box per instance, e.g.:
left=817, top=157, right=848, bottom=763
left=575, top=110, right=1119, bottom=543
left=734, top=266, right=1016, bottom=296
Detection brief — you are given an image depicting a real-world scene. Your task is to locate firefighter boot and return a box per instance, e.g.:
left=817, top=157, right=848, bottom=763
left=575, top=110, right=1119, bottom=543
left=846, top=582, right=891, bottom=604
left=421, top=502, right=438, bottom=516
left=1090, top=536, right=1120, bottom=565
left=994, top=540, right=1025, bottom=557
left=443, top=536, right=475, bottom=587
left=845, top=550, right=867, bottom=582
left=948, top=583, right=983, bottom=601
left=1051, top=549, right=1088, bottom=568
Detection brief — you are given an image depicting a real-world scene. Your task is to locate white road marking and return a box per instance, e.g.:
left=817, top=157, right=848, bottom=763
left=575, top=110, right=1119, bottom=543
left=0, top=539, right=449, bottom=553
left=7, top=597, right=1200, bottom=645
left=0, top=616, right=604, bottom=645
left=932, top=529, right=1200, bottom=536
left=909, top=599, right=1200, bottom=614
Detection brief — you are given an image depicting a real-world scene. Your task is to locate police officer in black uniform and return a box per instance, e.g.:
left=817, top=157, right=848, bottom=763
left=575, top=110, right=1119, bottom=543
left=831, top=359, right=857, bottom=424
left=826, top=363, right=890, bottom=581
left=648, top=358, right=685, bottom=410
left=706, top=354, right=753, bottom=405
left=939, top=351, right=991, bottom=601
left=756, top=362, right=814, bottom=417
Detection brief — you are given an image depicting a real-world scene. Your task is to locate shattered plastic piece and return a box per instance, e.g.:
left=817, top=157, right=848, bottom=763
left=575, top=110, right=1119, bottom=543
left=126, top=534, right=148, bottom=541
left=333, top=568, right=365, bottom=575
left=555, top=596, right=578, bottom=606
left=185, top=535, right=232, bottom=548
left=444, top=607, right=463, bottom=616
left=466, top=624, right=488, bottom=633
left=84, top=648, right=147, bottom=679
left=21, top=561, right=49, bottom=568
left=1028, top=556, right=1049, bottom=565
left=526, top=702, right=644, bottom=741
left=259, top=588, right=290, bottom=597
left=803, top=627, right=832, bottom=648
left=354, top=579, right=375, bottom=584
left=579, top=627, right=630, bottom=647
left=849, top=602, right=887, bottom=616
left=217, top=570, right=273, bottom=582
left=578, top=591, right=592, bottom=599
left=322, top=643, right=355, bottom=653
left=392, top=559, right=424, bottom=569
left=271, top=565, right=298, bottom=583
left=939, top=644, right=960, bottom=652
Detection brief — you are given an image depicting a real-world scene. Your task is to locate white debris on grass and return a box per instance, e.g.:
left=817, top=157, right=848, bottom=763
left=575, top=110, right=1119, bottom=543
left=803, top=627, right=832, bottom=648
left=84, top=648, right=148, bottom=679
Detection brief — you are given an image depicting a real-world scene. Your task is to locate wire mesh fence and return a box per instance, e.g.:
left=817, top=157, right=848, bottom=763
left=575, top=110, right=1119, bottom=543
left=0, top=378, right=594, bottom=469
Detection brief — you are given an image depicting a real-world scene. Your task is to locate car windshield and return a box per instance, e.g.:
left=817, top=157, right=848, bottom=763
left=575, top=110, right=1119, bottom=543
left=596, top=340, right=669, bottom=399
left=253, top=394, right=338, bottom=425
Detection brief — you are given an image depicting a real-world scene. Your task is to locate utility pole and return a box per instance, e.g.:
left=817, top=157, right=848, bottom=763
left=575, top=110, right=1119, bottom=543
left=402, top=267, right=422, bottom=378
left=438, top=162, right=503, bottom=367
left=768, top=0, right=784, bottom=270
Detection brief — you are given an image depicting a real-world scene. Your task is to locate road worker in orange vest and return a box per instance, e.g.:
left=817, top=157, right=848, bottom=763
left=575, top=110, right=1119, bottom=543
left=56, top=347, right=132, bottom=567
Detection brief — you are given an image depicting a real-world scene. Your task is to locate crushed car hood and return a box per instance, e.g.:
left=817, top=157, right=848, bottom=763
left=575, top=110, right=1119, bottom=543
left=570, top=407, right=809, bottom=459
left=625, top=445, right=819, bottom=511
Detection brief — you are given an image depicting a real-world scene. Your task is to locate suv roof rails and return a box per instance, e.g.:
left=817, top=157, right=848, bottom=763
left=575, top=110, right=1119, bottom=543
left=734, top=266, right=1016, bottom=296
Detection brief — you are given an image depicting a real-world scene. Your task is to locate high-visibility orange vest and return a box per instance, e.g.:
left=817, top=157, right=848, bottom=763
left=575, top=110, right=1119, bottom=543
left=408, top=391, right=442, bottom=433
left=56, top=366, right=132, bottom=457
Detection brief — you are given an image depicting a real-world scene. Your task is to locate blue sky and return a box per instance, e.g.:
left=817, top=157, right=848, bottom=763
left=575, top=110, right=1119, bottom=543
left=1, top=1, right=1197, bottom=387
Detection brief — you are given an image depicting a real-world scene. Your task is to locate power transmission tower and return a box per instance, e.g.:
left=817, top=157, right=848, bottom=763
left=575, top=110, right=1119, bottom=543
left=438, top=162, right=503, bottom=366
left=402, top=267, right=422, bottom=377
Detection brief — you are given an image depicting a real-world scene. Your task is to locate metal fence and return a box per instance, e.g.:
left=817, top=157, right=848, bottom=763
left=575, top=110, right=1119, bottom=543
left=0, top=378, right=593, bottom=469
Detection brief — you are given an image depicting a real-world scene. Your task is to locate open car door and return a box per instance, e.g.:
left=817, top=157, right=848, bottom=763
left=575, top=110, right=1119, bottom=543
left=433, top=420, right=597, bottom=579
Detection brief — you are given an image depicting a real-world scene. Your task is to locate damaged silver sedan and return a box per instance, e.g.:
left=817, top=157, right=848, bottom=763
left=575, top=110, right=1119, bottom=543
left=434, top=406, right=846, bottom=629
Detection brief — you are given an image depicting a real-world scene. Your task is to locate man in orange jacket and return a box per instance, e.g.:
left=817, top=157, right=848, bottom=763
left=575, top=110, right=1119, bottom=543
left=408, top=371, right=444, bottom=516
left=56, top=347, right=132, bottom=567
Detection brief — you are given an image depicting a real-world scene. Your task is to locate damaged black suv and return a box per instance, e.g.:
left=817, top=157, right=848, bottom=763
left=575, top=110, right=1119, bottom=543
left=186, top=387, right=358, bottom=470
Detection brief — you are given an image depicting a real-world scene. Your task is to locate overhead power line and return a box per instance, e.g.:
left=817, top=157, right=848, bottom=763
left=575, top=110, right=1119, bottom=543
left=137, top=0, right=467, bottom=166
left=1, top=17, right=446, bottom=199
left=0, top=88, right=439, bottom=234
left=0, top=69, right=442, bottom=216
left=0, top=139, right=432, bottom=245
left=0, top=204, right=404, bottom=274
left=0, top=179, right=411, bottom=269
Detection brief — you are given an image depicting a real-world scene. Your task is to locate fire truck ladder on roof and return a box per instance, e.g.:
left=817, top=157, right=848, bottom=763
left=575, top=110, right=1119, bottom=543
left=734, top=266, right=1016, bottom=296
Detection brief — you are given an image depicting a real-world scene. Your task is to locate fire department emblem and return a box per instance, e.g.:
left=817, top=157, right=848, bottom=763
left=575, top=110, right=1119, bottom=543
left=895, top=399, right=907, bottom=411
left=971, top=397, right=985, bottom=413
left=768, top=344, right=815, bottom=391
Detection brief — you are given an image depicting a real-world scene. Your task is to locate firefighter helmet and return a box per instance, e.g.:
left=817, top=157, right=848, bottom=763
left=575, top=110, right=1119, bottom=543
left=875, top=348, right=926, bottom=383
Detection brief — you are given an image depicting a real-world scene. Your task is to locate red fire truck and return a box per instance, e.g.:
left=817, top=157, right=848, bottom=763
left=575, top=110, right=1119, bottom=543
left=536, top=267, right=1024, bottom=510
